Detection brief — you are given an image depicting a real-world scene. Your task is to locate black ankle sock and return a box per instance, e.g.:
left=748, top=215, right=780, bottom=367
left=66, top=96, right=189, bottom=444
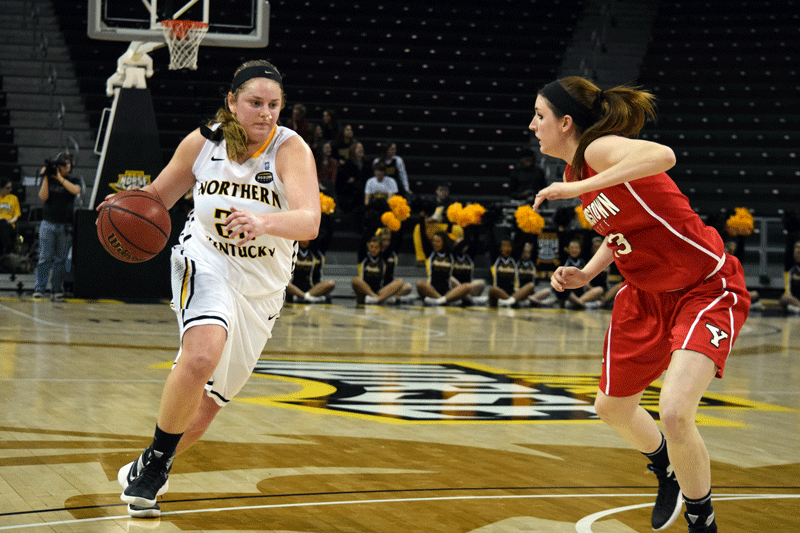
left=152, top=424, right=183, bottom=458
left=685, top=489, right=714, bottom=519
left=643, top=433, right=670, bottom=469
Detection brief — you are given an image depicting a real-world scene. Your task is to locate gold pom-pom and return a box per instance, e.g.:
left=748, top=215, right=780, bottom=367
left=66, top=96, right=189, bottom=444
left=575, top=205, right=592, bottom=229
left=725, top=207, right=754, bottom=236
left=515, top=205, right=545, bottom=234
left=381, top=211, right=401, bottom=232
left=387, top=195, right=411, bottom=221
left=460, top=203, right=485, bottom=227
left=446, top=202, right=464, bottom=224
left=319, top=192, right=336, bottom=215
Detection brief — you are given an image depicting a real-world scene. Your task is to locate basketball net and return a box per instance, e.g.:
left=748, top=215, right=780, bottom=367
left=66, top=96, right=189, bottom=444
left=159, top=20, right=209, bottom=70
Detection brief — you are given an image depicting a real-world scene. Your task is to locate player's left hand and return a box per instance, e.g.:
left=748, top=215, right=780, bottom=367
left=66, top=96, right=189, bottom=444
left=225, top=207, right=264, bottom=245
left=550, top=266, right=590, bottom=292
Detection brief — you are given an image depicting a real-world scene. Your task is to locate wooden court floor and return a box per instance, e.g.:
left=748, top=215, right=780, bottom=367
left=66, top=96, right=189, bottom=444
left=0, top=296, right=798, bottom=532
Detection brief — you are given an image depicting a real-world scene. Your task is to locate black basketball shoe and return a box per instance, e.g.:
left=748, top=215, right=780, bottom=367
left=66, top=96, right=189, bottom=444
left=648, top=463, right=683, bottom=530
left=118, top=446, right=173, bottom=507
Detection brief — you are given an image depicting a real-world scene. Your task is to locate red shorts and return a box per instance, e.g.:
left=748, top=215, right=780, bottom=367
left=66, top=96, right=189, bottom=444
left=599, top=254, right=751, bottom=397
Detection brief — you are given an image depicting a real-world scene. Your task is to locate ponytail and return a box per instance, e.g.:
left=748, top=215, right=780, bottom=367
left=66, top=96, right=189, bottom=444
left=541, top=77, right=657, bottom=181
left=212, top=107, right=249, bottom=160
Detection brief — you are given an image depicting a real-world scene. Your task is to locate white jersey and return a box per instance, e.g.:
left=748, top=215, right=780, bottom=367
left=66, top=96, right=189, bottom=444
left=178, top=124, right=299, bottom=298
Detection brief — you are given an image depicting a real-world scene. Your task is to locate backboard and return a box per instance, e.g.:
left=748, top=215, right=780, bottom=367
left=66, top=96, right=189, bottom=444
left=87, top=0, right=270, bottom=48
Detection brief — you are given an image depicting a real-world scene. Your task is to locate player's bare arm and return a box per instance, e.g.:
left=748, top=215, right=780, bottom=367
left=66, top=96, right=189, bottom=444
left=95, top=130, right=201, bottom=212
left=581, top=136, right=676, bottom=191
left=144, top=129, right=204, bottom=209
left=225, top=135, right=320, bottom=245
left=533, top=137, right=676, bottom=210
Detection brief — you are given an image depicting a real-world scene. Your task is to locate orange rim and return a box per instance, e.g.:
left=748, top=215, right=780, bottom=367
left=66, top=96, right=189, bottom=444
left=160, top=20, right=208, bottom=39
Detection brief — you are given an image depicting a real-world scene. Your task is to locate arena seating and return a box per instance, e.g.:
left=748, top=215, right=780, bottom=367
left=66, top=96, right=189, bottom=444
left=49, top=0, right=797, bottom=217
left=636, top=1, right=799, bottom=216
left=52, top=0, right=582, bottom=201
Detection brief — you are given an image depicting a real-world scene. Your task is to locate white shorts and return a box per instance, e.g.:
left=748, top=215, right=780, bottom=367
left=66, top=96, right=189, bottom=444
left=170, top=245, right=284, bottom=406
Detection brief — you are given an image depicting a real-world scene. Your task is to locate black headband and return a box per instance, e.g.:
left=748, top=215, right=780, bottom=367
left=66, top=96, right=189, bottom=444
left=231, top=65, right=283, bottom=93
left=540, top=80, right=597, bottom=131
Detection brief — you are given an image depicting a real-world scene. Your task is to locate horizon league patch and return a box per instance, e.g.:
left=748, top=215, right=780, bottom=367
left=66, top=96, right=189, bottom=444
left=253, top=361, right=601, bottom=421
left=251, top=361, right=784, bottom=423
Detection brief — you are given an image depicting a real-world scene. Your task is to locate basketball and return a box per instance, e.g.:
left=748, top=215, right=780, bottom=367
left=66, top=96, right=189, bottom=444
left=96, top=190, right=171, bottom=263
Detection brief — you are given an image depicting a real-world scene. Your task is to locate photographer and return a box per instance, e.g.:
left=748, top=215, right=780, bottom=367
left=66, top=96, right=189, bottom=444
left=32, top=153, right=81, bottom=300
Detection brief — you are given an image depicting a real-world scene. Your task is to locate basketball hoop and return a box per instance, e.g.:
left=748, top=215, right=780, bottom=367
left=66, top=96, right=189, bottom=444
left=159, top=20, right=209, bottom=70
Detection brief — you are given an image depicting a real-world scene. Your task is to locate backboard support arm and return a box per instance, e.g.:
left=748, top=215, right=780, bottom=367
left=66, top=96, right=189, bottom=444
left=105, top=40, right=164, bottom=97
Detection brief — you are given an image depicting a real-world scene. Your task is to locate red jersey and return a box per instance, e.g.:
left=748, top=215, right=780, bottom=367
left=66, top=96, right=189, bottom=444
left=569, top=163, right=724, bottom=293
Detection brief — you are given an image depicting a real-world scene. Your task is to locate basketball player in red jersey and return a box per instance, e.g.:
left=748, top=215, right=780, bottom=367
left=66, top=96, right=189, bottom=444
left=531, top=77, right=750, bottom=533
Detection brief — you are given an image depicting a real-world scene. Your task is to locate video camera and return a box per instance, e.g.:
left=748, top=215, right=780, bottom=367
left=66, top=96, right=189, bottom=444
left=41, top=159, right=59, bottom=177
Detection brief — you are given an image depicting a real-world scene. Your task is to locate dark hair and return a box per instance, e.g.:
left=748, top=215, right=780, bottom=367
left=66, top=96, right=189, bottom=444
left=55, top=152, right=72, bottom=166
left=0, top=177, right=10, bottom=188
left=346, top=142, right=364, bottom=163
left=379, top=140, right=396, bottom=158
left=540, top=76, right=657, bottom=181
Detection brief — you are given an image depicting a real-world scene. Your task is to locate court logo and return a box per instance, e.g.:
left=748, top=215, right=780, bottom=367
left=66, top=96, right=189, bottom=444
left=245, top=360, right=791, bottom=425
left=250, top=361, right=598, bottom=422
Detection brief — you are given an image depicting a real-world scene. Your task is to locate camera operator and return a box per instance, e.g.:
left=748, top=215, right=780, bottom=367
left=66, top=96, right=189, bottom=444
left=32, top=153, right=81, bottom=300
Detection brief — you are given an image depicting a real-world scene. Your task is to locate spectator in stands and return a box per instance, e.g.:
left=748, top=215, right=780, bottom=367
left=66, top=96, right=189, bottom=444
left=320, top=109, right=338, bottom=141
left=33, top=153, right=81, bottom=300
left=780, top=239, right=800, bottom=315
left=286, top=103, right=311, bottom=142
left=531, top=76, right=750, bottom=533
left=487, top=238, right=535, bottom=307
left=332, top=124, right=356, bottom=163
left=0, top=177, right=21, bottom=256
left=509, top=147, right=548, bottom=203
left=286, top=239, right=335, bottom=303
left=315, top=141, right=338, bottom=197
left=416, top=231, right=473, bottom=306
left=308, top=124, right=324, bottom=156
left=336, top=142, right=371, bottom=215
left=373, top=141, right=412, bottom=197
left=352, top=235, right=411, bottom=305
left=556, top=239, right=603, bottom=309
left=364, top=162, right=398, bottom=206
left=357, top=162, right=399, bottom=248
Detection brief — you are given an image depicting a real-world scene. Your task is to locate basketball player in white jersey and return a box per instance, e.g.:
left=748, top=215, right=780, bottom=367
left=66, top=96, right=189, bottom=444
left=98, top=60, right=320, bottom=517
